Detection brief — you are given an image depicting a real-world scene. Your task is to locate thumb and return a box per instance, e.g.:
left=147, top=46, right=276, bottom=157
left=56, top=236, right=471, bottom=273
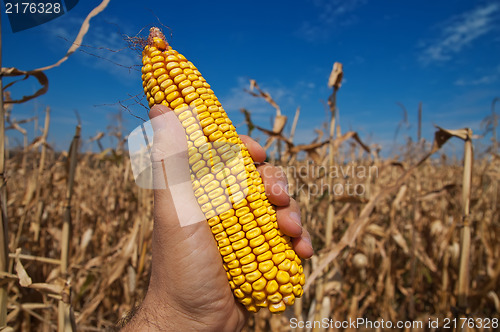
left=149, top=104, right=205, bottom=228
left=149, top=105, right=188, bottom=170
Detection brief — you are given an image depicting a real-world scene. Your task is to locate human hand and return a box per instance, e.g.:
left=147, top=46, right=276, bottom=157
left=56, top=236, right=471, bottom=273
left=122, top=105, right=313, bottom=332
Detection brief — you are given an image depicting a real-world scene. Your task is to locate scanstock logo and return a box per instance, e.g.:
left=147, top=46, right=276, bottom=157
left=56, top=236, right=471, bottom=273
left=3, top=0, right=79, bottom=32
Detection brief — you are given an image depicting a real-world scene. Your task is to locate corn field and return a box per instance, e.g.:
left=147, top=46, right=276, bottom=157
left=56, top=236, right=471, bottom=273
left=1, top=4, right=499, bottom=330
left=0, top=73, right=499, bottom=331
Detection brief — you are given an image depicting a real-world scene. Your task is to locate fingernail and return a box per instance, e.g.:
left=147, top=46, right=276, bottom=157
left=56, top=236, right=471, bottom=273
left=289, top=212, right=302, bottom=228
left=277, top=181, right=289, bottom=196
left=303, top=233, right=312, bottom=248
left=150, top=114, right=168, bottom=132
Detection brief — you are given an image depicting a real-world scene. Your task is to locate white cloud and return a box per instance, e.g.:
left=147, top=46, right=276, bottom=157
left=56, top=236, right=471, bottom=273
left=296, top=0, right=366, bottom=42
left=296, top=21, right=330, bottom=42
left=454, top=74, right=496, bottom=86
left=419, top=3, right=499, bottom=64
left=454, top=65, right=500, bottom=86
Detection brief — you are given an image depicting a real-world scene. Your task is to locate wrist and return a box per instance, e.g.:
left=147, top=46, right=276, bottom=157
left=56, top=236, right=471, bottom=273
left=121, top=290, right=246, bottom=332
left=120, top=292, right=195, bottom=332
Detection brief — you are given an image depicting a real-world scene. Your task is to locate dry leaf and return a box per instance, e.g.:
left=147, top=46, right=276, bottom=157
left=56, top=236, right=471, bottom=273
left=14, top=250, right=32, bottom=287
left=328, top=62, right=343, bottom=89
left=246, top=79, right=281, bottom=115
left=28, top=283, right=63, bottom=295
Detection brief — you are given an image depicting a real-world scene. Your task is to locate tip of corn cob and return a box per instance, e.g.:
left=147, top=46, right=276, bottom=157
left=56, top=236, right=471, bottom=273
left=147, top=27, right=168, bottom=51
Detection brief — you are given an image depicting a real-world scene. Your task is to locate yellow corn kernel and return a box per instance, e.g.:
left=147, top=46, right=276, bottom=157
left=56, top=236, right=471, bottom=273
left=279, top=283, right=293, bottom=295
left=219, top=207, right=234, bottom=220
left=256, top=214, right=271, bottom=226
left=252, top=277, right=267, bottom=291
left=222, top=216, right=238, bottom=228
left=268, top=235, right=286, bottom=248
left=229, top=268, right=242, bottom=277
left=253, top=242, right=270, bottom=256
left=261, top=221, right=275, bottom=234
left=227, top=260, right=240, bottom=269
left=255, top=299, right=268, bottom=308
left=241, top=261, right=258, bottom=274
left=285, top=250, right=296, bottom=260
left=214, top=231, right=227, bottom=241
left=240, top=282, right=252, bottom=294
left=212, top=195, right=226, bottom=207
left=249, top=235, right=265, bottom=248
left=211, top=223, right=223, bottom=234
left=272, top=252, right=286, bottom=265
left=271, top=243, right=286, bottom=254
left=278, top=259, right=292, bottom=271
left=246, top=228, right=262, bottom=240
left=235, top=246, right=252, bottom=258
left=283, top=294, right=295, bottom=305
left=204, top=210, right=216, bottom=219
left=216, top=203, right=231, bottom=214
left=207, top=216, right=220, bottom=227
left=223, top=253, right=236, bottom=263
left=245, top=270, right=262, bottom=283
left=258, top=260, right=274, bottom=273
left=233, top=275, right=245, bottom=286
left=240, top=297, right=253, bottom=306
left=226, top=223, right=242, bottom=235
left=218, top=238, right=230, bottom=248
left=233, top=289, right=245, bottom=299
left=289, top=261, right=299, bottom=275
left=267, top=292, right=282, bottom=304
left=246, top=305, right=259, bottom=312
left=232, top=238, right=248, bottom=251
left=269, top=302, right=286, bottom=313
left=240, top=253, right=256, bottom=265
left=293, top=285, right=303, bottom=297
left=188, top=153, right=201, bottom=165
left=252, top=291, right=267, bottom=301
left=266, top=280, right=279, bottom=294
left=219, top=245, right=233, bottom=256
left=276, top=271, right=290, bottom=284
left=290, top=274, right=300, bottom=285
left=235, top=206, right=250, bottom=217
left=264, top=229, right=278, bottom=241
left=229, top=231, right=245, bottom=242
left=253, top=206, right=267, bottom=218
left=264, top=266, right=278, bottom=280
left=257, top=251, right=273, bottom=262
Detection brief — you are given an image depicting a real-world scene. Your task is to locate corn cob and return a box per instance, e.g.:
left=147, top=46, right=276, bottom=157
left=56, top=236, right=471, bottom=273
left=141, top=27, right=305, bottom=313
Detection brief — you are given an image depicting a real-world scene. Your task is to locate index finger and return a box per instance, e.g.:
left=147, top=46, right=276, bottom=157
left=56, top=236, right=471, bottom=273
left=240, top=135, right=266, bottom=163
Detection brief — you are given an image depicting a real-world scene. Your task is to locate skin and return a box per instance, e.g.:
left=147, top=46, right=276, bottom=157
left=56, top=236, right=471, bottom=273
left=121, top=105, right=313, bottom=331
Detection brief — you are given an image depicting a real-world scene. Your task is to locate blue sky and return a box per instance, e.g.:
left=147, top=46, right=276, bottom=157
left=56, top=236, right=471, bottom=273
left=2, top=0, right=499, bottom=156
